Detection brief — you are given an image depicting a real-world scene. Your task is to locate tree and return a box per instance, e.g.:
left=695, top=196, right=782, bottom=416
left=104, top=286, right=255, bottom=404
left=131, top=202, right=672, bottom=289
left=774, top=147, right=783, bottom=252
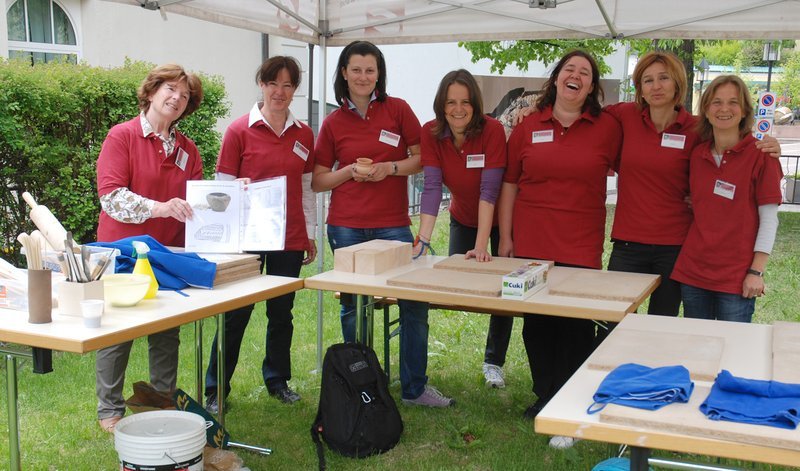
left=458, top=39, right=618, bottom=75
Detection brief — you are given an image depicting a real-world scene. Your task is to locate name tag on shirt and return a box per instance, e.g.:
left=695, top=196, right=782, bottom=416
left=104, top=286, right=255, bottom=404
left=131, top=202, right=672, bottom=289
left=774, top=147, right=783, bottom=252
left=175, top=148, right=189, bottom=171
left=379, top=130, right=401, bottom=147
left=466, top=154, right=485, bottom=168
left=293, top=141, right=310, bottom=161
left=661, top=133, right=686, bottom=149
left=531, top=130, right=554, bottom=143
left=713, top=179, right=736, bottom=200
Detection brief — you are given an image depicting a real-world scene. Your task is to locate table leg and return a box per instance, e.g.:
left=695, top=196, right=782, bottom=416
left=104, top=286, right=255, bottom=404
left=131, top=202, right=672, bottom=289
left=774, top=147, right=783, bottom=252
left=365, top=296, right=374, bottom=348
left=215, top=313, right=226, bottom=427
left=629, top=446, right=650, bottom=471
left=194, top=320, right=203, bottom=401
left=316, top=290, right=324, bottom=372
left=355, top=295, right=365, bottom=344
left=5, top=354, right=20, bottom=471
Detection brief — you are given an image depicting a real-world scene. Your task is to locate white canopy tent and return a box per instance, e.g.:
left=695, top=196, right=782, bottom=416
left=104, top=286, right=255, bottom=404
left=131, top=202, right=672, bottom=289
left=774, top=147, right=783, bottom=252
left=104, top=0, right=800, bottom=367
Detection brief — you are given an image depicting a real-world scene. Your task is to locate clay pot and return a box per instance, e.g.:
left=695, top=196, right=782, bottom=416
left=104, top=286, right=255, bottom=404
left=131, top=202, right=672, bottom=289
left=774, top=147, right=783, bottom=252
left=354, top=157, right=373, bottom=176
left=206, top=192, right=232, bottom=212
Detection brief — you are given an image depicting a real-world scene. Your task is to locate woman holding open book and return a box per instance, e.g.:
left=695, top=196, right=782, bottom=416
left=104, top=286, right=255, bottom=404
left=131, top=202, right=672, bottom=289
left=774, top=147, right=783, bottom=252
left=203, top=56, right=317, bottom=414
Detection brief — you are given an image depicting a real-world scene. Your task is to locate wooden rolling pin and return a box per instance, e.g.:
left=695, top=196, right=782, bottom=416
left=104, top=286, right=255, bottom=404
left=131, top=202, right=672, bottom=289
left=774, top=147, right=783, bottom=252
left=22, top=192, right=67, bottom=252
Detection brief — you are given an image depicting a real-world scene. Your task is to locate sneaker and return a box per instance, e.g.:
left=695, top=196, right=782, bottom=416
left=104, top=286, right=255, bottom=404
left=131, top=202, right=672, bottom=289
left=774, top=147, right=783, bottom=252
left=482, top=363, right=505, bottom=389
left=523, top=399, right=546, bottom=420
left=549, top=435, right=580, bottom=449
left=269, top=386, right=301, bottom=404
left=205, top=393, right=222, bottom=415
left=402, top=385, right=455, bottom=408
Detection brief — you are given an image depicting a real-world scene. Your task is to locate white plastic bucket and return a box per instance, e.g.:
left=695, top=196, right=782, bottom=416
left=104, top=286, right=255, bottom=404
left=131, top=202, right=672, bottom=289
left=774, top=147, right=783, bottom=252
left=114, top=410, right=207, bottom=471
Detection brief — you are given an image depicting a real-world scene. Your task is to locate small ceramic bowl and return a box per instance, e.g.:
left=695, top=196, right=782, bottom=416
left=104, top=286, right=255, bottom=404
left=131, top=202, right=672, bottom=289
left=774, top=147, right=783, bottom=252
left=355, top=157, right=373, bottom=176
left=206, top=192, right=232, bottom=212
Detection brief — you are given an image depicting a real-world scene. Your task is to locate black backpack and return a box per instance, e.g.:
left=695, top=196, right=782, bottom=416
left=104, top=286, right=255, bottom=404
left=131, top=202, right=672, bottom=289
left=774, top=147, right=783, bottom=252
left=311, top=343, right=403, bottom=469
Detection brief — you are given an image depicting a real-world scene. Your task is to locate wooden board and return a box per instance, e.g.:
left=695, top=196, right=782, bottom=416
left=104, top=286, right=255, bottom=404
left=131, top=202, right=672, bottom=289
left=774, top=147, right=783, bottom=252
left=772, top=321, right=800, bottom=353
left=772, top=321, right=800, bottom=383
left=213, top=260, right=262, bottom=286
left=334, top=239, right=412, bottom=273
left=433, top=255, right=554, bottom=275
left=386, top=268, right=501, bottom=297
left=199, top=253, right=259, bottom=270
left=548, top=269, right=658, bottom=302
left=600, top=384, right=800, bottom=451
left=588, top=328, right=724, bottom=381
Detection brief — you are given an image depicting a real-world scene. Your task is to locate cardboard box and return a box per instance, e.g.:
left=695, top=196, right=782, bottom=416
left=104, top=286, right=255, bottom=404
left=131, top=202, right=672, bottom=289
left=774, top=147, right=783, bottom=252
left=501, top=262, right=548, bottom=300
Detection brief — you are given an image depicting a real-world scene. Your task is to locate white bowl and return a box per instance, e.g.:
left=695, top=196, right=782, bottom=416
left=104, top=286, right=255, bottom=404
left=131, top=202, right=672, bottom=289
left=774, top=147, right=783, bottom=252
left=103, top=274, right=151, bottom=307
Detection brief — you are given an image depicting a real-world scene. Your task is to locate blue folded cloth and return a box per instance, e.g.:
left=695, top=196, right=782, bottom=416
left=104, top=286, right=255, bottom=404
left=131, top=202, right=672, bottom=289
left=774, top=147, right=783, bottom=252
left=700, top=369, right=800, bottom=429
left=588, top=363, right=694, bottom=414
left=90, top=235, right=216, bottom=290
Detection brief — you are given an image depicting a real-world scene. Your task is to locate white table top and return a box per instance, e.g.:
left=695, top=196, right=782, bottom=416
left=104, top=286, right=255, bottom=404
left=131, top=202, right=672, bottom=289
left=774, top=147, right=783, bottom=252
left=535, top=314, right=800, bottom=467
left=0, top=275, right=303, bottom=353
left=305, top=256, right=660, bottom=322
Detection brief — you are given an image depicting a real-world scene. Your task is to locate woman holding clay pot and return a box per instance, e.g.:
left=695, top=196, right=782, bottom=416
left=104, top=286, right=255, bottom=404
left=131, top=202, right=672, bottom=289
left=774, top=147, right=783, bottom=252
left=413, top=69, right=510, bottom=389
left=313, top=40, right=454, bottom=408
left=204, top=56, right=317, bottom=414
left=94, top=63, right=203, bottom=433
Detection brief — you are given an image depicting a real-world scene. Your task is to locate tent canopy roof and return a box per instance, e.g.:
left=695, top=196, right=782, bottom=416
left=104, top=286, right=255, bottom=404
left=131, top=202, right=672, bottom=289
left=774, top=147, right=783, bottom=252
left=110, top=0, right=800, bottom=46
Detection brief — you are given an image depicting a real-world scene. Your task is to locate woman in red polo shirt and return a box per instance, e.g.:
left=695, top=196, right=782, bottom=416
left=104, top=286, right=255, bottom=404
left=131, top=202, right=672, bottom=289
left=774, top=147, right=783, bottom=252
left=671, top=75, right=783, bottom=322
left=203, top=56, right=317, bottom=412
left=413, top=69, right=510, bottom=389
left=313, top=40, right=453, bottom=408
left=95, top=64, right=203, bottom=433
left=498, top=50, right=621, bottom=448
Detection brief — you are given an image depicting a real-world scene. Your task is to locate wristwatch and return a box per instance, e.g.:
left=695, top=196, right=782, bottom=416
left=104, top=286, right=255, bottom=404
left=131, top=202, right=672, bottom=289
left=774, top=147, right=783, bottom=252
left=746, top=268, right=763, bottom=277
left=391, top=162, right=398, bottom=175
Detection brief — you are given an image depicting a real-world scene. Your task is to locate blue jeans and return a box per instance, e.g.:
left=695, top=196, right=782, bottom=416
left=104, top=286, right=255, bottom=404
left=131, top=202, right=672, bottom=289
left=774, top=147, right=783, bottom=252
left=680, top=284, right=755, bottom=323
left=327, top=225, right=429, bottom=399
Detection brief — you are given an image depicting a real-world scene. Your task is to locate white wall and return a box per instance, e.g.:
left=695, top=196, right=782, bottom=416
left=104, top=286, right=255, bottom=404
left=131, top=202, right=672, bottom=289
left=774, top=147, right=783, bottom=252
left=80, top=0, right=262, bottom=130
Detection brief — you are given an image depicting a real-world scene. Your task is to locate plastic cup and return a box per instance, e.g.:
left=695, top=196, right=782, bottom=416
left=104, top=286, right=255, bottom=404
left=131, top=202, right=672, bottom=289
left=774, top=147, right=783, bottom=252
left=81, top=299, right=104, bottom=328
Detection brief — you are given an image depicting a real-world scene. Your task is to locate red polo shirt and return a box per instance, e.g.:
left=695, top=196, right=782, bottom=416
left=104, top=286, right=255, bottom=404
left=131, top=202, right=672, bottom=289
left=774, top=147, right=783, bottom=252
left=605, top=103, right=698, bottom=245
left=420, top=116, right=506, bottom=227
left=671, top=135, right=783, bottom=294
left=216, top=108, right=315, bottom=251
left=505, top=106, right=622, bottom=268
left=315, top=96, right=421, bottom=228
left=96, top=118, right=202, bottom=246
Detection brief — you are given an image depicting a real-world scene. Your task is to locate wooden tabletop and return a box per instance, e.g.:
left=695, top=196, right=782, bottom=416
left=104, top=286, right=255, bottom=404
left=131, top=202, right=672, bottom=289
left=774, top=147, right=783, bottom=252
left=535, top=314, right=800, bottom=468
left=0, top=275, right=303, bottom=354
left=304, top=256, right=660, bottom=322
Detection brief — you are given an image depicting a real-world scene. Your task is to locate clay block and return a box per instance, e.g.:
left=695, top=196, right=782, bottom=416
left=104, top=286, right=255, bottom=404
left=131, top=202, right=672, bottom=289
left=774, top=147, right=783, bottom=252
left=334, top=239, right=412, bottom=274
left=333, top=245, right=361, bottom=272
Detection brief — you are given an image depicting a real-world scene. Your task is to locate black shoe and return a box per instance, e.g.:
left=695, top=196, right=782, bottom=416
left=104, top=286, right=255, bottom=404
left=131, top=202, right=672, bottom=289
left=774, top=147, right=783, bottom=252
left=205, top=393, right=226, bottom=415
left=523, top=400, right=546, bottom=420
left=269, top=386, right=301, bottom=404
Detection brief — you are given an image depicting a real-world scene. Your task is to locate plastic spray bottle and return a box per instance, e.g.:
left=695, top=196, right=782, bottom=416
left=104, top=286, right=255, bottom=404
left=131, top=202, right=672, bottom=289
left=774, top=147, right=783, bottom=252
left=132, top=241, right=159, bottom=299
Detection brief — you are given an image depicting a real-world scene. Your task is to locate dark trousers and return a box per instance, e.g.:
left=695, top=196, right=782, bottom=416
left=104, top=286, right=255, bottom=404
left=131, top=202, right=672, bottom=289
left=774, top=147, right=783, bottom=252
left=205, top=250, right=304, bottom=398
left=596, top=240, right=683, bottom=345
left=448, top=217, right=511, bottom=366
left=522, top=262, right=596, bottom=404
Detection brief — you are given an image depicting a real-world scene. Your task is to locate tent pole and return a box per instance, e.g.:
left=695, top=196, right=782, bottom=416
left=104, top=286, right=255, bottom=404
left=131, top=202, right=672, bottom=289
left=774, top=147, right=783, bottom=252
left=315, top=8, right=329, bottom=372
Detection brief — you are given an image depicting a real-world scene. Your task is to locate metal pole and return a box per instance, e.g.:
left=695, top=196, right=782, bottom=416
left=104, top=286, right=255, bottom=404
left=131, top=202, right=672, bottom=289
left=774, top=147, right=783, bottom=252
left=215, top=313, right=226, bottom=426
left=194, top=320, right=203, bottom=401
left=6, top=354, right=20, bottom=471
left=767, top=60, right=773, bottom=92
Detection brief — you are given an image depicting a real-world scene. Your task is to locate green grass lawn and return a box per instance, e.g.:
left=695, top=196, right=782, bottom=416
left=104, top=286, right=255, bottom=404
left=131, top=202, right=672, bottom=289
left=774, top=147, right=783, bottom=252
left=1, top=208, right=798, bottom=470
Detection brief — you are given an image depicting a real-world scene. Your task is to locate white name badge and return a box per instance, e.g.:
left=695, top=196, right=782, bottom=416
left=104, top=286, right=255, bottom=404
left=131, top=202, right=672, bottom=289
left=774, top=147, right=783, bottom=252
left=175, top=148, right=189, bottom=171
left=379, top=130, right=401, bottom=147
left=661, top=133, right=686, bottom=149
left=466, top=154, right=485, bottom=168
left=713, top=179, right=736, bottom=200
left=531, top=130, right=554, bottom=143
left=293, top=141, right=310, bottom=161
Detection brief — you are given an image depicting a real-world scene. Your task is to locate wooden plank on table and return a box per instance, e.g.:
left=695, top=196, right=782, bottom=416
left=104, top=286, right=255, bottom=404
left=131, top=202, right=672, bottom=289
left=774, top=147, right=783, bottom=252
left=213, top=260, right=262, bottom=286
left=199, top=253, right=260, bottom=270
left=433, top=255, right=554, bottom=275
left=773, top=351, right=800, bottom=383
left=334, top=239, right=412, bottom=273
left=548, top=269, right=657, bottom=302
left=386, top=268, right=501, bottom=297
left=588, top=328, right=724, bottom=381
left=772, top=321, right=800, bottom=383
left=772, top=321, right=800, bottom=353
left=600, top=384, right=800, bottom=451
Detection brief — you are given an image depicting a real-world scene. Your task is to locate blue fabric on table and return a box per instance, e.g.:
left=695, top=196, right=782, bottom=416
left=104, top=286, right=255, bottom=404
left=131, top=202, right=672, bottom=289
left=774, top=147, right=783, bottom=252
left=587, top=363, right=694, bottom=414
left=700, top=369, right=800, bottom=429
left=89, top=235, right=216, bottom=290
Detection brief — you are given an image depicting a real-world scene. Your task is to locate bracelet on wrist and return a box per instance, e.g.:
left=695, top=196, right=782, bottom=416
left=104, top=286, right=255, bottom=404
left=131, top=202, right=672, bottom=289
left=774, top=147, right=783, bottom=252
left=746, top=268, right=763, bottom=277
left=413, top=235, right=435, bottom=259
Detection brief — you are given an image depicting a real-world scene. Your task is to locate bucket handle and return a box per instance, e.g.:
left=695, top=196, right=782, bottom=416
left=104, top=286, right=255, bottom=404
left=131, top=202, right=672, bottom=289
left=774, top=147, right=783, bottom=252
left=205, top=420, right=214, bottom=430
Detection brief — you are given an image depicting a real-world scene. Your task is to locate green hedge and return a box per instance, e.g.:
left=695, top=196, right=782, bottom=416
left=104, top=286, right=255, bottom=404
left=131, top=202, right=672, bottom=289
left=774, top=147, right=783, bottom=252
left=0, top=59, right=229, bottom=260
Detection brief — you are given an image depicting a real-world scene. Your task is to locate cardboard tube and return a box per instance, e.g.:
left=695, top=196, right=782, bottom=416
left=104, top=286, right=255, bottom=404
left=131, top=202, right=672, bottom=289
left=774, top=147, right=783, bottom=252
left=27, top=269, right=53, bottom=324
